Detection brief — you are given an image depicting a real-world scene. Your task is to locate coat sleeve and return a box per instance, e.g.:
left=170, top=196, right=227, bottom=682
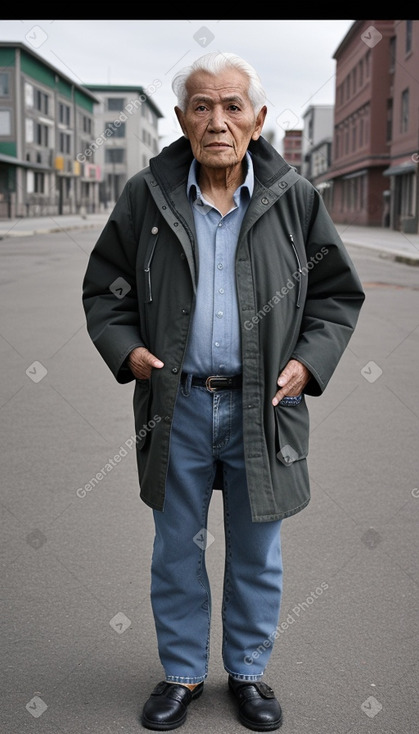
left=82, top=181, right=145, bottom=384
left=291, top=191, right=365, bottom=396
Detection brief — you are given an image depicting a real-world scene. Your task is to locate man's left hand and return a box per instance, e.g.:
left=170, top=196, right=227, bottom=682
left=272, top=359, right=311, bottom=406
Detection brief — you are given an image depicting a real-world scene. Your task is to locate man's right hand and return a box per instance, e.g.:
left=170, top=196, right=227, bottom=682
left=127, top=347, right=164, bottom=380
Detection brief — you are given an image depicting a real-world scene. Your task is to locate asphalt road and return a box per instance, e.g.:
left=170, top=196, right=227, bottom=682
left=1, top=227, right=418, bottom=734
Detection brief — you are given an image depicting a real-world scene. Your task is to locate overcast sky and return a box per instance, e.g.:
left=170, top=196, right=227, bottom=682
left=1, top=19, right=354, bottom=151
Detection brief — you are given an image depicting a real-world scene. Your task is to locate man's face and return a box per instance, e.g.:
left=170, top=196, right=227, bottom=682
left=175, top=68, right=267, bottom=171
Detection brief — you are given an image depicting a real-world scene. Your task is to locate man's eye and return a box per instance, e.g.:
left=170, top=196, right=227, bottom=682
left=229, top=105, right=240, bottom=111
left=196, top=105, right=207, bottom=112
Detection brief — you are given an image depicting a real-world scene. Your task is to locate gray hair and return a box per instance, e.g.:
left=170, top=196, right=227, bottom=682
left=172, top=51, right=266, bottom=113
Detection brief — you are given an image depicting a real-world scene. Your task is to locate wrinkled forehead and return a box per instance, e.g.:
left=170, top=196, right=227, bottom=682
left=185, top=69, right=251, bottom=105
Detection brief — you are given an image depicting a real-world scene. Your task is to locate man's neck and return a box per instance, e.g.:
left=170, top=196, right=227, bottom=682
left=198, top=162, right=245, bottom=216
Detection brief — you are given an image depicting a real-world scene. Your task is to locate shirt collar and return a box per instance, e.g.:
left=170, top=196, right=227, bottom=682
left=187, top=151, right=254, bottom=205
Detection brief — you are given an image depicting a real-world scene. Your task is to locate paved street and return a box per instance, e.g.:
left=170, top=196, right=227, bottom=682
left=1, top=221, right=418, bottom=734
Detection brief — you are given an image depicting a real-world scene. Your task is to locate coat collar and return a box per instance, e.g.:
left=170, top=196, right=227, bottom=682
left=149, top=136, right=291, bottom=194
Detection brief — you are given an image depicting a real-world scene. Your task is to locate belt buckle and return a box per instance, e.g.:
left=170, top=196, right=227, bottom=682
left=205, top=375, right=227, bottom=392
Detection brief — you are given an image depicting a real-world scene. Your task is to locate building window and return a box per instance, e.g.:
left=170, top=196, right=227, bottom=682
left=365, top=50, right=371, bottom=78
left=59, top=132, right=71, bottom=154
left=107, top=98, right=125, bottom=111
left=59, top=102, right=71, bottom=126
left=0, top=72, right=10, bottom=97
left=82, top=116, right=92, bottom=134
left=105, top=121, right=125, bottom=138
left=352, top=67, right=357, bottom=94
left=389, top=36, right=396, bottom=71
left=352, top=121, right=357, bottom=151
left=406, top=20, right=412, bottom=54
left=401, top=88, right=409, bottom=133
left=25, top=82, right=34, bottom=107
left=36, top=123, right=49, bottom=147
left=386, top=99, right=393, bottom=141
left=0, top=109, right=11, bottom=135
left=34, top=172, right=45, bottom=194
left=35, top=89, right=48, bottom=115
left=307, top=117, right=313, bottom=142
left=105, top=148, right=125, bottom=163
left=25, top=118, right=34, bottom=143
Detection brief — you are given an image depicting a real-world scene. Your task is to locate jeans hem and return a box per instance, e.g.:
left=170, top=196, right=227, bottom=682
left=165, top=674, right=207, bottom=684
left=225, top=666, right=264, bottom=682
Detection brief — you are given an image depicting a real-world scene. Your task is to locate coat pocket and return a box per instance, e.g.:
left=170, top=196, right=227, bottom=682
left=133, top=379, right=151, bottom=451
left=274, top=396, right=309, bottom=466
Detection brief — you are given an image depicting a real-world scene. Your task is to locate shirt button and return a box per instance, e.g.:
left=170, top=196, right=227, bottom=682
left=217, top=263, right=223, bottom=270
left=219, top=288, right=224, bottom=294
left=214, top=341, right=220, bottom=347
left=216, top=311, right=223, bottom=318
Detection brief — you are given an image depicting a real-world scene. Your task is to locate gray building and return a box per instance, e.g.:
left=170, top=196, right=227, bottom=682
left=301, top=105, right=334, bottom=187
left=83, top=84, right=163, bottom=208
left=0, top=41, right=100, bottom=218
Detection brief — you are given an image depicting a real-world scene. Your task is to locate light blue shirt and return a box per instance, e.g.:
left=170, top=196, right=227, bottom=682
left=182, top=153, right=254, bottom=376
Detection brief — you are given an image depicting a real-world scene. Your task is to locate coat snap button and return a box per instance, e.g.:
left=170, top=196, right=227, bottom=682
left=151, top=226, right=158, bottom=234
left=261, top=197, right=269, bottom=205
left=171, top=367, right=179, bottom=374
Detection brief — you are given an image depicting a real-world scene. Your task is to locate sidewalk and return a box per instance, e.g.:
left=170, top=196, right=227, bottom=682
left=0, top=212, right=110, bottom=239
left=0, top=212, right=419, bottom=265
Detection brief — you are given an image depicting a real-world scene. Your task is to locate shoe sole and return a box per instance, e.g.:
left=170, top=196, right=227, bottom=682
left=238, top=711, right=282, bottom=731
left=141, top=685, right=203, bottom=731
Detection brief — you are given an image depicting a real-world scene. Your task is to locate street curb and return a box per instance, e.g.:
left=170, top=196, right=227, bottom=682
left=343, top=240, right=419, bottom=266
left=0, top=223, right=104, bottom=239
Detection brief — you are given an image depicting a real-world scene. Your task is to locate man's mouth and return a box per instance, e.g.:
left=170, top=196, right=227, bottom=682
left=205, top=142, right=231, bottom=148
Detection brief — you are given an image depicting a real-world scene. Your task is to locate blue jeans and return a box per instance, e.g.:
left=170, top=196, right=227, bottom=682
left=150, top=377, right=283, bottom=684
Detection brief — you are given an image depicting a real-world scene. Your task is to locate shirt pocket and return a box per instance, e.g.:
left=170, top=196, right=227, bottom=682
left=274, top=395, right=309, bottom=465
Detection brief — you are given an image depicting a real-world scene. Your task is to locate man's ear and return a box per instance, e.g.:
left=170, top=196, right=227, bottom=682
left=251, top=105, right=267, bottom=141
left=175, top=106, right=188, bottom=138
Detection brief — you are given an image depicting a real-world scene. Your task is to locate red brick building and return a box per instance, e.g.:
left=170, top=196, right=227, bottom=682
left=320, top=20, right=419, bottom=232
left=323, top=20, right=394, bottom=227
left=282, top=129, right=302, bottom=173
left=383, top=20, right=419, bottom=232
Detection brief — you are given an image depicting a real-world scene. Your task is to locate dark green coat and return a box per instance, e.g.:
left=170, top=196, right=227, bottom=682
left=82, top=136, right=365, bottom=521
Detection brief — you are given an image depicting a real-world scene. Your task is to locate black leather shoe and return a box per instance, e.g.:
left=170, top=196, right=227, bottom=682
left=228, top=676, right=282, bottom=731
left=141, top=681, right=204, bottom=730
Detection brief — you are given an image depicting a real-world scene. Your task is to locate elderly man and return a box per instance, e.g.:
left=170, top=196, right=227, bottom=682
left=82, top=52, right=364, bottom=731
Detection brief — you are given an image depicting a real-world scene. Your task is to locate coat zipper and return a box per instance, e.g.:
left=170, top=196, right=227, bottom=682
left=289, top=233, right=302, bottom=308
left=144, top=234, right=159, bottom=303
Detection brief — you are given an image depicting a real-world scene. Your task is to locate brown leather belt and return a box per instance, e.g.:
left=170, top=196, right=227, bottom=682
left=181, top=373, right=242, bottom=392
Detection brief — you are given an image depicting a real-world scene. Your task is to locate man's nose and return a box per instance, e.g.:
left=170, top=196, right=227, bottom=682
left=208, top=108, right=227, bottom=132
